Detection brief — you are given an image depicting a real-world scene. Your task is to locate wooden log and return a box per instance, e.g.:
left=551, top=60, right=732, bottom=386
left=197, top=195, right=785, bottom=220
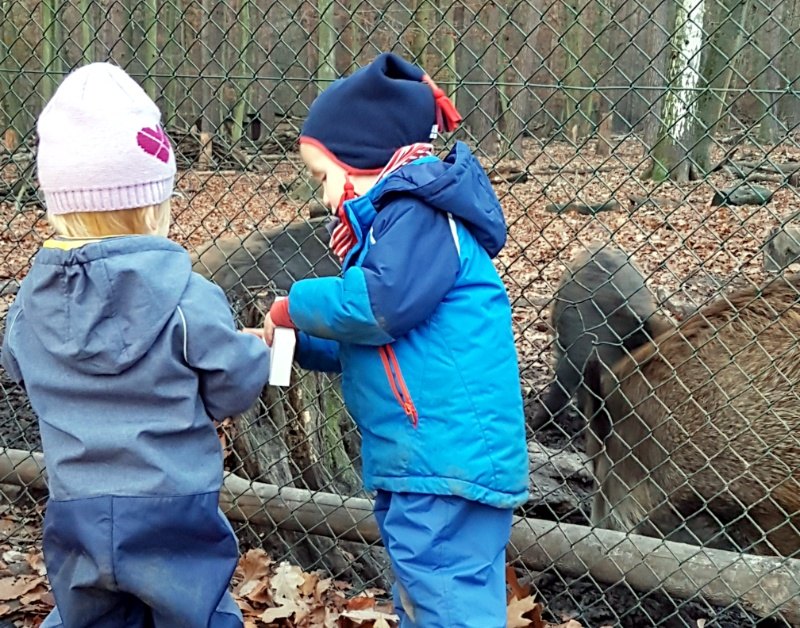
left=728, top=160, right=800, bottom=176
left=3, top=446, right=799, bottom=623
left=545, top=200, right=620, bottom=215
left=710, top=184, right=773, bottom=207
left=627, top=195, right=679, bottom=211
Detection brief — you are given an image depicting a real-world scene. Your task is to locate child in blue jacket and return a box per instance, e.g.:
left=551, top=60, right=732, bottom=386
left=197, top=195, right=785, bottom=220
left=1, top=63, right=269, bottom=627
left=263, top=52, right=529, bottom=627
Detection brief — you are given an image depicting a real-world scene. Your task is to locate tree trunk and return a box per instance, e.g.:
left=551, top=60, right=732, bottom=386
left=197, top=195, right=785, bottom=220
left=140, top=0, right=158, bottom=101
left=100, top=1, right=132, bottom=68
left=691, top=0, right=752, bottom=173
left=77, top=0, right=93, bottom=64
left=40, top=0, right=59, bottom=103
left=710, top=0, right=752, bottom=125
left=438, top=1, right=458, bottom=108
left=198, top=0, right=224, bottom=166
left=162, top=0, right=183, bottom=125
left=230, top=0, right=253, bottom=146
left=644, top=0, right=707, bottom=182
left=455, top=0, right=500, bottom=155
left=344, top=0, right=361, bottom=74
left=316, top=0, right=337, bottom=95
left=754, top=0, right=785, bottom=144
left=498, top=0, right=534, bottom=156
left=562, top=0, right=592, bottom=138
left=0, top=0, right=10, bottom=147
left=412, top=0, right=435, bottom=68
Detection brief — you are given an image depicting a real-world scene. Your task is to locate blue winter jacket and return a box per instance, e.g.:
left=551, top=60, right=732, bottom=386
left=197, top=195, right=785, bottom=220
left=288, top=141, right=529, bottom=509
left=1, top=235, right=269, bottom=501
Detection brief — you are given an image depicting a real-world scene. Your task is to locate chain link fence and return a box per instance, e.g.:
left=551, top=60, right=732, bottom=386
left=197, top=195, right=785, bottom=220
left=3, top=0, right=800, bottom=625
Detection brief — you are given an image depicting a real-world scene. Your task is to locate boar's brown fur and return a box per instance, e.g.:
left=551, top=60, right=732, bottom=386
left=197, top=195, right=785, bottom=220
left=584, top=275, right=800, bottom=556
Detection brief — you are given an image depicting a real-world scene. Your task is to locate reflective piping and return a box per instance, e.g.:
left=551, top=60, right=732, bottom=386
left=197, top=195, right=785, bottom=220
left=176, top=306, right=189, bottom=363
left=447, top=212, right=461, bottom=257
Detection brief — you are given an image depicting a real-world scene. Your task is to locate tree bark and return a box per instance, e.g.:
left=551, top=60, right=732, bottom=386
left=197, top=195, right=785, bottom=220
left=498, top=0, right=535, bottom=156
left=316, top=0, right=337, bottom=96
left=690, top=0, right=752, bottom=173
left=644, top=0, right=707, bottom=182
left=40, top=0, right=59, bottom=103
left=561, top=0, right=592, bottom=138
left=754, top=0, right=785, bottom=144
left=230, top=0, right=253, bottom=146
left=77, top=0, right=94, bottom=64
left=0, top=0, right=11, bottom=146
left=140, top=0, right=158, bottom=100
left=455, top=0, right=500, bottom=155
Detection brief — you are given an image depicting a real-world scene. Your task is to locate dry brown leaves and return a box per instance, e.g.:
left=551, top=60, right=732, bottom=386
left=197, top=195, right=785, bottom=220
left=0, top=547, right=52, bottom=627
left=0, top=545, right=602, bottom=628
left=505, top=565, right=597, bottom=628
left=0, top=546, right=399, bottom=628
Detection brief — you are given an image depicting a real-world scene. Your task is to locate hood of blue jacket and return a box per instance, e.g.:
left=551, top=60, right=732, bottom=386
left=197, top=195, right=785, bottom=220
left=370, top=141, right=507, bottom=257
left=20, top=236, right=193, bottom=375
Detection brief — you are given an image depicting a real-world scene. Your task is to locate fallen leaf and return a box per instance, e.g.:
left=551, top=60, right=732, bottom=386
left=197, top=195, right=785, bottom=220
left=271, top=561, right=305, bottom=604
left=346, top=596, right=375, bottom=611
left=260, top=603, right=298, bottom=622
left=340, top=609, right=400, bottom=624
left=0, top=604, right=11, bottom=617
left=506, top=564, right=531, bottom=601
left=27, top=554, right=46, bottom=577
left=0, top=576, right=44, bottom=602
left=300, top=571, right=319, bottom=597
left=20, top=583, right=50, bottom=606
left=239, top=578, right=271, bottom=605
left=2, top=551, right=26, bottom=565
left=315, top=577, right=332, bottom=601
left=234, top=549, right=271, bottom=590
left=697, top=621, right=707, bottom=628
left=507, top=594, right=538, bottom=628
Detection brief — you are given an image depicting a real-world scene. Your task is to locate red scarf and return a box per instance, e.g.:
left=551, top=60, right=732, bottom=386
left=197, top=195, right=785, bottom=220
left=329, top=142, right=434, bottom=262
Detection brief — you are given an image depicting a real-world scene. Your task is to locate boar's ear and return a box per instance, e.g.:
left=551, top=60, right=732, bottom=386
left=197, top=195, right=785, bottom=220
left=581, top=350, right=612, bottom=446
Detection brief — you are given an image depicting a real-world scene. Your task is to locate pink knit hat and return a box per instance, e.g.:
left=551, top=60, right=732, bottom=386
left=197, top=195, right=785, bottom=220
left=36, top=62, right=176, bottom=215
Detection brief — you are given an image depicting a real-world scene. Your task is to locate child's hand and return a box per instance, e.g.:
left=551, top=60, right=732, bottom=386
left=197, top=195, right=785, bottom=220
left=240, top=327, right=265, bottom=341
left=262, top=314, right=277, bottom=347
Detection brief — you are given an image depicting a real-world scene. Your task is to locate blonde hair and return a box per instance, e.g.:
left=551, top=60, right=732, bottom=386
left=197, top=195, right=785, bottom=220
left=47, top=200, right=172, bottom=239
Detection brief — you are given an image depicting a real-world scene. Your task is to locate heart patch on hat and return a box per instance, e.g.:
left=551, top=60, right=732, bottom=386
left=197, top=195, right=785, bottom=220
left=136, top=125, right=171, bottom=163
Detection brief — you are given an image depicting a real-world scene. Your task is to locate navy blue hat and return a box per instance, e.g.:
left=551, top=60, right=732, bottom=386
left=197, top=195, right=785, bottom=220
left=300, top=52, right=461, bottom=173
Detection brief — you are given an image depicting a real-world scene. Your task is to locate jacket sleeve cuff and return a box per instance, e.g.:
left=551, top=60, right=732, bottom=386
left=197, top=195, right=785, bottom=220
left=269, top=298, right=295, bottom=328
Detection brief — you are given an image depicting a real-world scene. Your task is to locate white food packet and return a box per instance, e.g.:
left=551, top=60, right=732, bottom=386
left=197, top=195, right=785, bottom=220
left=268, top=297, right=296, bottom=387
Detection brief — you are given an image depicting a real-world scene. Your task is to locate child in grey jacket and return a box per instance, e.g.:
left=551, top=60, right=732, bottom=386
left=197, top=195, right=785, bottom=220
left=1, top=63, right=269, bottom=627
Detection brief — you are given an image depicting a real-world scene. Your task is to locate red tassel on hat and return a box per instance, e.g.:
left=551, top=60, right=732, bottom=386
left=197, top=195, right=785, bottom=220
left=422, top=74, right=462, bottom=133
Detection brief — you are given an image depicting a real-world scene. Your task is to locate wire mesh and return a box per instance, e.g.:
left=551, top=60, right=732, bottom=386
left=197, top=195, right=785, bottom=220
left=2, top=0, right=800, bottom=625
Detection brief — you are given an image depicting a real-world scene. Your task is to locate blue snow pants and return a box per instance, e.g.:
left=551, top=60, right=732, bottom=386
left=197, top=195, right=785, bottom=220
left=373, top=491, right=513, bottom=628
left=40, top=492, right=242, bottom=628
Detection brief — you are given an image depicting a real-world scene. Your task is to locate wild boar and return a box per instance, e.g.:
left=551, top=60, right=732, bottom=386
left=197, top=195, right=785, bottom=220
left=191, top=218, right=339, bottom=293
left=584, top=276, right=800, bottom=556
left=532, top=243, right=671, bottom=429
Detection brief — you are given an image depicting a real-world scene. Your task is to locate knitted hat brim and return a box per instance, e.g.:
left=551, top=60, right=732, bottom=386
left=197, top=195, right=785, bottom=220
left=44, top=175, right=175, bottom=215
left=298, top=137, right=384, bottom=175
